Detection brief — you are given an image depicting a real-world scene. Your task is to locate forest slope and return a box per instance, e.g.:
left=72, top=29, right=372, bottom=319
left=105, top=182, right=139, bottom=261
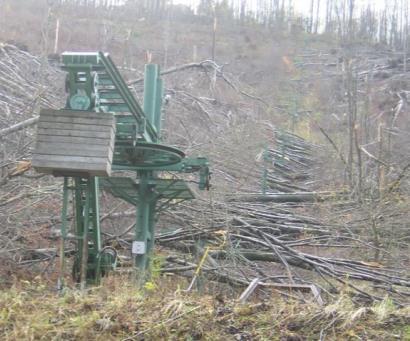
left=0, top=1, right=409, bottom=339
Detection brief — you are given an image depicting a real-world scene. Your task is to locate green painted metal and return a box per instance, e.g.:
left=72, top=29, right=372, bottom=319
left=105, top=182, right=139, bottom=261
left=143, top=64, right=158, bottom=129
left=71, top=177, right=102, bottom=286
left=134, top=172, right=151, bottom=283
left=98, top=52, right=157, bottom=143
left=113, top=142, right=185, bottom=168
left=100, top=177, right=195, bottom=205
left=56, top=51, right=210, bottom=286
left=58, top=177, right=69, bottom=289
left=154, top=78, right=164, bottom=135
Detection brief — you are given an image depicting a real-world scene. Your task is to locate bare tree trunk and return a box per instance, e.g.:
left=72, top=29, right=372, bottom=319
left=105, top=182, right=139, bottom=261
left=352, top=69, right=361, bottom=196
left=334, top=1, right=343, bottom=39
left=325, top=0, right=332, bottom=32
left=404, top=0, right=408, bottom=72
left=41, top=5, right=52, bottom=58
left=0, top=117, right=39, bottom=137
left=240, top=0, right=246, bottom=24
left=309, top=0, right=315, bottom=33
left=353, top=76, right=362, bottom=199
left=377, top=123, right=385, bottom=197
left=348, top=0, right=355, bottom=41
left=314, top=0, right=321, bottom=34
left=345, top=59, right=354, bottom=190
left=212, top=6, right=217, bottom=61
left=53, top=18, right=60, bottom=54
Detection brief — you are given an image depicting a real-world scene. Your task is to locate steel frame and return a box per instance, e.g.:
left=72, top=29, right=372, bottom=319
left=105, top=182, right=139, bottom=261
left=56, top=52, right=210, bottom=286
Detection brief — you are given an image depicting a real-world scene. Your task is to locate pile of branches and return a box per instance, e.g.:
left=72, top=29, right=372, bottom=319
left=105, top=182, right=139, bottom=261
left=0, top=44, right=408, bottom=306
left=0, top=43, right=63, bottom=173
left=0, top=44, right=64, bottom=273
left=261, top=129, right=319, bottom=193
left=154, top=99, right=408, bottom=303
left=107, top=56, right=409, bottom=304
left=295, top=44, right=410, bottom=194
left=102, top=126, right=409, bottom=305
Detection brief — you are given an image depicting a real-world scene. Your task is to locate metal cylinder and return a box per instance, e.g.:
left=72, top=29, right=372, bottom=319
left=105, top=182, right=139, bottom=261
left=143, top=64, right=158, bottom=130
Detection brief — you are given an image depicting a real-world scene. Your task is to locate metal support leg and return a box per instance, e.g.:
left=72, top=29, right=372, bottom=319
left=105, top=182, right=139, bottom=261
left=58, top=177, right=69, bottom=291
left=134, top=172, right=150, bottom=283
left=89, top=177, right=102, bottom=283
left=79, top=179, right=91, bottom=290
left=146, top=200, right=157, bottom=275
left=73, top=176, right=103, bottom=287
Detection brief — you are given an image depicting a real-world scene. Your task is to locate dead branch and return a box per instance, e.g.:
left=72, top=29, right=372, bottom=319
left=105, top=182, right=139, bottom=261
left=0, top=116, right=39, bottom=137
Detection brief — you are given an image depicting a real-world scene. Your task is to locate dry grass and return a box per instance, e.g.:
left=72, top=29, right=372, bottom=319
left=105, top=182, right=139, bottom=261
left=1, top=275, right=409, bottom=340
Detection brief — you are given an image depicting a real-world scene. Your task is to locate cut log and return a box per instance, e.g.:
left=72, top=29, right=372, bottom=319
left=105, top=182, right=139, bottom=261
left=0, top=116, right=39, bottom=137
left=228, top=192, right=346, bottom=203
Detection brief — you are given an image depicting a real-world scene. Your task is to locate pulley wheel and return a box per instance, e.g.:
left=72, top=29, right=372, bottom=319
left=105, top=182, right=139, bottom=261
left=121, top=142, right=185, bottom=168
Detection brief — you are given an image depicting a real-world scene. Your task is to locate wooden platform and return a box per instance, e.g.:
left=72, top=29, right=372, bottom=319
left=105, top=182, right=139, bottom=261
left=32, top=109, right=116, bottom=177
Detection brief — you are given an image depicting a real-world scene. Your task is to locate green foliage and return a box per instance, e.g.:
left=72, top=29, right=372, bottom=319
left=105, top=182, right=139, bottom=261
left=372, top=296, right=396, bottom=321
left=150, top=254, right=165, bottom=281
left=404, top=325, right=410, bottom=339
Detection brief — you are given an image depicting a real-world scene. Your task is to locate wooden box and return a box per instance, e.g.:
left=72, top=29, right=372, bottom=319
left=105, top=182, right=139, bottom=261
left=32, top=109, right=116, bottom=177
